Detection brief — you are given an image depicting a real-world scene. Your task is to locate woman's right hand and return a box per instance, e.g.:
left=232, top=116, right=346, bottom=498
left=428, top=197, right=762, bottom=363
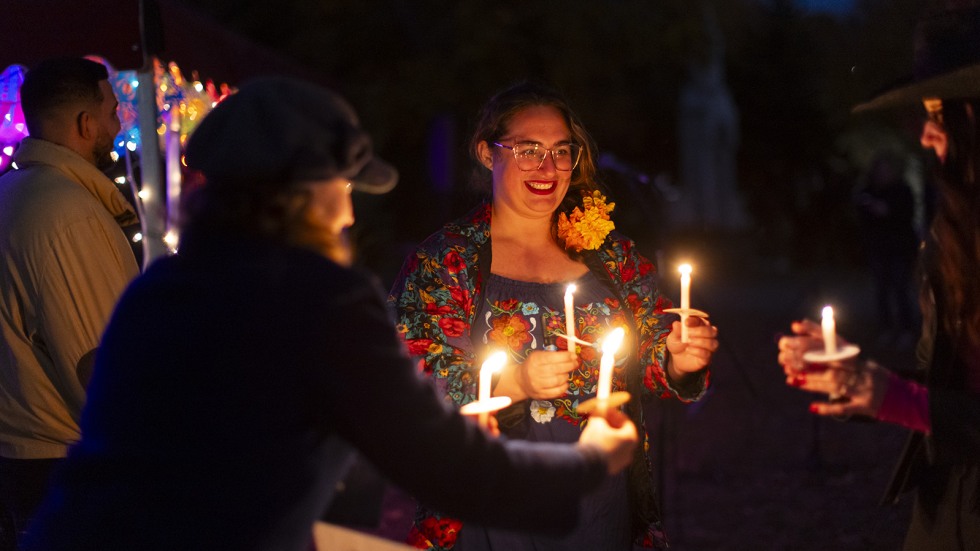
left=578, top=409, right=638, bottom=475
left=495, top=349, right=577, bottom=401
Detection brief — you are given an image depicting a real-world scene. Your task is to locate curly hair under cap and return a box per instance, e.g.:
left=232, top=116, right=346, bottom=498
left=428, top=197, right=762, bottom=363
left=468, top=81, right=604, bottom=258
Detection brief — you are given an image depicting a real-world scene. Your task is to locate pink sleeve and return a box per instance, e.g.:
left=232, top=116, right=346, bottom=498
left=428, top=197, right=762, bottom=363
left=875, top=371, right=931, bottom=433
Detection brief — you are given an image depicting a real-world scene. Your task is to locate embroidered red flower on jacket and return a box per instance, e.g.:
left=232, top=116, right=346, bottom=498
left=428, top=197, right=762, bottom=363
left=425, top=302, right=454, bottom=316
left=444, top=251, right=465, bottom=274
left=488, top=313, right=532, bottom=351
left=408, top=516, right=463, bottom=549
left=449, top=286, right=471, bottom=313
left=438, top=317, right=468, bottom=337
left=619, top=259, right=637, bottom=282
left=407, top=338, right=433, bottom=356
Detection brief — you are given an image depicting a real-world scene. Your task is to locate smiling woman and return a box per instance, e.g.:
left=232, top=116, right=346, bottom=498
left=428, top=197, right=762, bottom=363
left=389, top=80, right=720, bottom=551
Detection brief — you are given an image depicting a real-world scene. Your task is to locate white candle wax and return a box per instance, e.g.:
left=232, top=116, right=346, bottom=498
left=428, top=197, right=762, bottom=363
left=479, top=351, right=507, bottom=402
left=597, top=327, right=625, bottom=402
left=679, top=264, right=692, bottom=343
left=478, top=351, right=507, bottom=427
left=821, top=305, right=837, bottom=355
left=565, top=284, right=577, bottom=358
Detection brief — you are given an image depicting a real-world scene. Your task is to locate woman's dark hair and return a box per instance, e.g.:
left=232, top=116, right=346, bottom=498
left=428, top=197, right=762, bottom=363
left=468, top=81, right=603, bottom=257
left=927, top=98, right=980, bottom=352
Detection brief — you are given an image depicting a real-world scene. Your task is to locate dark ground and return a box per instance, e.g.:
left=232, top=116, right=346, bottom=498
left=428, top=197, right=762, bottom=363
left=647, top=234, right=916, bottom=551
left=357, top=232, right=918, bottom=550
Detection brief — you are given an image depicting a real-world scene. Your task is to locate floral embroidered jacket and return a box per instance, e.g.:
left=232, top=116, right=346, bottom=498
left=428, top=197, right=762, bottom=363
left=388, top=202, right=710, bottom=550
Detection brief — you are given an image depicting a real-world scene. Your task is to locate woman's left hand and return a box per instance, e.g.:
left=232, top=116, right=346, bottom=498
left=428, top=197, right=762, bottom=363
left=776, top=319, right=889, bottom=418
left=666, top=317, right=718, bottom=378
left=789, top=359, right=890, bottom=418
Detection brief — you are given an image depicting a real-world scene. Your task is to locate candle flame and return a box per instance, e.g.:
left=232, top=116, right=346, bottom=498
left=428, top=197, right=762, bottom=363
left=822, top=305, right=834, bottom=320
left=678, top=264, right=692, bottom=275
left=565, top=283, right=577, bottom=296
left=164, top=230, right=180, bottom=253
left=482, top=351, right=507, bottom=374
left=602, top=327, right=625, bottom=355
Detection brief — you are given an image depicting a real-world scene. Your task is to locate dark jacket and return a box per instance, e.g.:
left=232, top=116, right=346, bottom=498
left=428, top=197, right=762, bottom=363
left=23, top=233, right=609, bottom=551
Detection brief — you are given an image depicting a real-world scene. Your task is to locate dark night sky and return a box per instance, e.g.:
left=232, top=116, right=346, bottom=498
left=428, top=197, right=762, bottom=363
left=796, top=0, right=857, bottom=14
left=0, top=0, right=940, bottom=280
left=141, top=0, right=932, bottom=282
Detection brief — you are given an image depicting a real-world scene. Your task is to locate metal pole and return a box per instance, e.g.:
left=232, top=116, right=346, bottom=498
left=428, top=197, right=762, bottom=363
left=135, top=65, right=169, bottom=268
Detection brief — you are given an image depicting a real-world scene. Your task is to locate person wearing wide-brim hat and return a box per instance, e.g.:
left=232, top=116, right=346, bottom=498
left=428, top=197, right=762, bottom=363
left=778, top=6, right=980, bottom=549
left=20, top=76, right=641, bottom=551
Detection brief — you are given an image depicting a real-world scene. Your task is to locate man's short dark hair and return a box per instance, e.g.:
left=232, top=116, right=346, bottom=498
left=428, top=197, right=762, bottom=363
left=20, top=57, right=109, bottom=134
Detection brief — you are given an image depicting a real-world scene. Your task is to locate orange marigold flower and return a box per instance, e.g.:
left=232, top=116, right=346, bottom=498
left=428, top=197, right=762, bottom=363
left=557, top=190, right=615, bottom=252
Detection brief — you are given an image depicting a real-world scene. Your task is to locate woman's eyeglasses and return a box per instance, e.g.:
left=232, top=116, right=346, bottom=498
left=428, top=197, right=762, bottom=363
left=493, top=142, right=582, bottom=171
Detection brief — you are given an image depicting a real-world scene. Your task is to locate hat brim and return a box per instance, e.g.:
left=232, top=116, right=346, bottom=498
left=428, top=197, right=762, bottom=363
left=853, top=64, right=980, bottom=113
left=350, top=157, right=398, bottom=194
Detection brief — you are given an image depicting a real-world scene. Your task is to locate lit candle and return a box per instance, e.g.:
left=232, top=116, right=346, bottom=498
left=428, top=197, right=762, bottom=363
left=679, top=264, right=692, bottom=343
left=597, top=327, right=625, bottom=404
left=565, top=284, right=577, bottom=358
left=821, top=306, right=837, bottom=355
left=478, top=351, right=507, bottom=427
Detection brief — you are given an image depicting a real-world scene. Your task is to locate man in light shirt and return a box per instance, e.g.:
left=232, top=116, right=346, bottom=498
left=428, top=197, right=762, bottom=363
left=0, top=57, right=139, bottom=546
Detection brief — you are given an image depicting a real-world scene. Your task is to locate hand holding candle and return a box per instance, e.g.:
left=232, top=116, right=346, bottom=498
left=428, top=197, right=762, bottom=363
left=799, top=306, right=861, bottom=402
left=801, top=306, right=858, bottom=364
left=780, top=311, right=862, bottom=406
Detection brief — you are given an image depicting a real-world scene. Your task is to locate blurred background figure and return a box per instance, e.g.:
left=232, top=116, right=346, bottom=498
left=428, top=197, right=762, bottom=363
left=854, top=150, right=918, bottom=347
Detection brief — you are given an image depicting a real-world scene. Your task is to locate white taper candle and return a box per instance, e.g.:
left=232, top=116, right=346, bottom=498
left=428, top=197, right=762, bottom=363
left=565, top=284, right=577, bottom=358
left=679, top=264, right=692, bottom=343
left=597, top=327, right=625, bottom=403
left=821, top=306, right=837, bottom=355
left=478, top=351, right=507, bottom=427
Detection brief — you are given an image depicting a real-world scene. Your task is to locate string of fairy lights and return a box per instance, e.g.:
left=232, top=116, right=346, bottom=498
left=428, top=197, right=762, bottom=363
left=0, top=57, right=233, bottom=253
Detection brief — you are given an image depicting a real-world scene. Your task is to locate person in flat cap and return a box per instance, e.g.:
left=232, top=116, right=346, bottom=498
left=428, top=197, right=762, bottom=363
left=778, top=6, right=980, bottom=549
left=21, top=76, right=640, bottom=550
